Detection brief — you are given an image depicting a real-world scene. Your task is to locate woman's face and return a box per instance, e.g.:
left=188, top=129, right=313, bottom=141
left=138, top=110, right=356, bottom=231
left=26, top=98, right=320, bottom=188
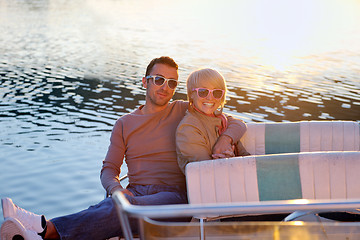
left=192, top=81, right=223, bottom=115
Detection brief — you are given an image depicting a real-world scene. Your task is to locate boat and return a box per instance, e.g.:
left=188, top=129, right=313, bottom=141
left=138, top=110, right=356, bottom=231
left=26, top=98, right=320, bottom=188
left=113, top=120, right=360, bottom=239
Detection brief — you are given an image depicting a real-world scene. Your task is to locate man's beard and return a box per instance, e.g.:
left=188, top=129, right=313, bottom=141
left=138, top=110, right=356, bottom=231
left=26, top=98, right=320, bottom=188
left=148, top=89, right=172, bottom=107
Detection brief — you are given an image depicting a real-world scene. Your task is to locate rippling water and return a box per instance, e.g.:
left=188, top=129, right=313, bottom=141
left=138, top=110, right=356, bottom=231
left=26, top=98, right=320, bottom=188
left=0, top=0, right=359, bottom=222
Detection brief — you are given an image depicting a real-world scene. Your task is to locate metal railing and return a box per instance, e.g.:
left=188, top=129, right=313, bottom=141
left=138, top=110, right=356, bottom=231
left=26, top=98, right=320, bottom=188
left=105, top=174, right=128, bottom=198
left=112, top=191, right=360, bottom=240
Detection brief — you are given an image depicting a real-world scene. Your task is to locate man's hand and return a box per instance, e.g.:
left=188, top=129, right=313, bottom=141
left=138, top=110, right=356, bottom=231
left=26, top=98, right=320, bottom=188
left=212, top=135, right=235, bottom=159
left=111, top=185, right=134, bottom=197
left=119, top=188, right=134, bottom=197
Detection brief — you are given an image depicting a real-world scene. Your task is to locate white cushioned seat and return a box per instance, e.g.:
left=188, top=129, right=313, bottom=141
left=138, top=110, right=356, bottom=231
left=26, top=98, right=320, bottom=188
left=186, top=151, right=360, bottom=205
left=241, top=121, right=359, bottom=155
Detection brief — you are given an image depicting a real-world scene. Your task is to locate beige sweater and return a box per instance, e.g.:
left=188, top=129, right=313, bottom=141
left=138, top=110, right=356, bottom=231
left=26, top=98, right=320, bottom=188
left=176, top=110, right=248, bottom=174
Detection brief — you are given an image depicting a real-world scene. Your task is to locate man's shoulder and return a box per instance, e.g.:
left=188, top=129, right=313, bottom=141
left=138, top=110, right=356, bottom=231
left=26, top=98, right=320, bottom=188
left=161, top=100, right=189, bottom=117
left=114, top=108, right=140, bottom=124
left=169, top=100, right=188, bottom=109
left=114, top=101, right=188, bottom=122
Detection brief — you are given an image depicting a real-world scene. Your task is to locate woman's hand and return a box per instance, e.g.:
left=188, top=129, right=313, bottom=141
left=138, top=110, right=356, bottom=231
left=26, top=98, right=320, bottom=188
left=212, top=135, right=235, bottom=159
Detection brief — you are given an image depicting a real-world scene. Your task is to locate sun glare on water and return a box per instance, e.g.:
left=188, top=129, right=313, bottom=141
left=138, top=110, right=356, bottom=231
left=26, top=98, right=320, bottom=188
left=65, top=0, right=360, bottom=75
left=234, top=0, right=360, bottom=71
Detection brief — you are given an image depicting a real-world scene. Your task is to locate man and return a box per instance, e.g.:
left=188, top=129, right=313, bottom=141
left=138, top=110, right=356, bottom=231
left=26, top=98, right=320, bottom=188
left=1, top=56, right=246, bottom=240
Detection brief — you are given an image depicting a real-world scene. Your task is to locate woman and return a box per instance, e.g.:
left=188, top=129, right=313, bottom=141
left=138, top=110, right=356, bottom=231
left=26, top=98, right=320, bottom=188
left=176, top=68, right=250, bottom=174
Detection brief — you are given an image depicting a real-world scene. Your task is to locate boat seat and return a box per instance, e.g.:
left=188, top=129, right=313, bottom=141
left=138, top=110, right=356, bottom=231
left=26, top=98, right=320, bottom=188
left=241, top=121, right=359, bottom=155
left=113, top=151, right=360, bottom=239
left=186, top=151, right=360, bottom=206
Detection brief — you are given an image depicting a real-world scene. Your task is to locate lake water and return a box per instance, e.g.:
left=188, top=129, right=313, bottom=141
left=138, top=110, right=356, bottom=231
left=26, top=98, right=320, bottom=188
left=0, top=0, right=359, bottom=223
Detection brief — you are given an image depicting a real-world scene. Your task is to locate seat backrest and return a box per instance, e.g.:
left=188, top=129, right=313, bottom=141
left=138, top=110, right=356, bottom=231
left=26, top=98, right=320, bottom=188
left=241, top=121, right=360, bottom=155
left=186, top=151, right=360, bottom=205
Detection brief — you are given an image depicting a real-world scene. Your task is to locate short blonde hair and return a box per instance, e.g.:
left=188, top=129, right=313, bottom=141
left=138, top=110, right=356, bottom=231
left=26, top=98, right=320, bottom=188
left=186, top=68, right=227, bottom=108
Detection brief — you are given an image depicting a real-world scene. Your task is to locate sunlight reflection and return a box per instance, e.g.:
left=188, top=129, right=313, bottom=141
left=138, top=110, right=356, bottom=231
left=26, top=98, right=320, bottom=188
left=292, top=221, right=305, bottom=226
left=80, top=0, right=360, bottom=74
left=235, top=0, right=360, bottom=71
left=290, top=199, right=310, bottom=204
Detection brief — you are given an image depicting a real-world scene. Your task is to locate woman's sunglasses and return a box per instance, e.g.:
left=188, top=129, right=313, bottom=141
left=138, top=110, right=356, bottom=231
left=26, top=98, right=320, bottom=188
left=193, top=88, right=225, bottom=99
left=146, top=75, right=178, bottom=90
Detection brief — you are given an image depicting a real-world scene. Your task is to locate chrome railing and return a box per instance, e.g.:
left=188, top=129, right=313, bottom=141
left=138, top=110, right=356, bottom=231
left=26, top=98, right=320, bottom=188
left=112, top=191, right=360, bottom=240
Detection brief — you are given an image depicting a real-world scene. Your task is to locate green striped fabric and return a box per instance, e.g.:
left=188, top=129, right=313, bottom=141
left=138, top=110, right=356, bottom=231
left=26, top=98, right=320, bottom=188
left=265, top=122, right=300, bottom=154
left=256, top=154, right=302, bottom=201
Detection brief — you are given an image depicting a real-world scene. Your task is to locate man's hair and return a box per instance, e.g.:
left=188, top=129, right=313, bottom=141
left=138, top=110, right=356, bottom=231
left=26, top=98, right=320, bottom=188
left=145, top=56, right=178, bottom=76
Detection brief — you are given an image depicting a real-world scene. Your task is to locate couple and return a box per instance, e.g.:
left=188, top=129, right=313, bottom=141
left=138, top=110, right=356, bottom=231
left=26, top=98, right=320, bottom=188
left=1, top=56, right=248, bottom=240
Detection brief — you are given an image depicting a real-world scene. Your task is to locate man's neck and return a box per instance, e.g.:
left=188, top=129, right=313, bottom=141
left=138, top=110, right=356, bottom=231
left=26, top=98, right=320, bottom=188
left=140, top=103, right=169, bottom=114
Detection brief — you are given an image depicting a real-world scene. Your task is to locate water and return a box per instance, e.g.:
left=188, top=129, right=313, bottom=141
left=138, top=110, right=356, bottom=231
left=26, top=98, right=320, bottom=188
left=0, top=0, right=359, bottom=223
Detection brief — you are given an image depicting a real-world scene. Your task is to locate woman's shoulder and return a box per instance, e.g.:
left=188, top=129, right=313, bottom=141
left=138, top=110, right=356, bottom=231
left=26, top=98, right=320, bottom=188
left=176, top=111, right=209, bottom=143
left=179, top=110, right=203, bottom=125
left=177, top=110, right=203, bottom=132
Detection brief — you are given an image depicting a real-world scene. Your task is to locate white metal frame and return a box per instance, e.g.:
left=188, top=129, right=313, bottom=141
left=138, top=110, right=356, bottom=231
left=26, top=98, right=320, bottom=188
left=112, top=191, right=360, bottom=240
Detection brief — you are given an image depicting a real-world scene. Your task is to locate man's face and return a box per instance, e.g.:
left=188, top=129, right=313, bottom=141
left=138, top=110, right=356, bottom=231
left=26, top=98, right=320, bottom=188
left=142, top=63, right=178, bottom=107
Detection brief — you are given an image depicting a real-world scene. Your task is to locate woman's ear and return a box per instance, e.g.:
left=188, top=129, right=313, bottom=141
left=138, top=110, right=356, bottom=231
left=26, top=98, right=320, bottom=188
left=142, top=77, right=148, bottom=88
left=188, top=98, right=193, bottom=105
left=189, top=92, right=195, bottom=105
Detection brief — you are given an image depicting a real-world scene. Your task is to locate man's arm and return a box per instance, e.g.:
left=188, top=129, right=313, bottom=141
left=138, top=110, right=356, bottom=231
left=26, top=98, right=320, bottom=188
left=212, top=114, right=247, bottom=158
left=100, top=119, right=132, bottom=195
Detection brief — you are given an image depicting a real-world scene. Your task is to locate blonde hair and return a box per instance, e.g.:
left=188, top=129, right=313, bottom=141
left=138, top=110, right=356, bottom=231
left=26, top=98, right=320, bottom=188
left=186, top=68, right=227, bottom=108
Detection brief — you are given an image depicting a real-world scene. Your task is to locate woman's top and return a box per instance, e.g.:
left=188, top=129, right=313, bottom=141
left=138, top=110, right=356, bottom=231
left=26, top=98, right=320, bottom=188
left=176, top=108, right=248, bottom=174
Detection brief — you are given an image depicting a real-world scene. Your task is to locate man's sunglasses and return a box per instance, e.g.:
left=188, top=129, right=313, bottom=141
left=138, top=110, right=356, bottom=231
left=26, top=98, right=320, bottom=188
left=193, top=88, right=225, bottom=99
left=146, top=75, right=178, bottom=90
